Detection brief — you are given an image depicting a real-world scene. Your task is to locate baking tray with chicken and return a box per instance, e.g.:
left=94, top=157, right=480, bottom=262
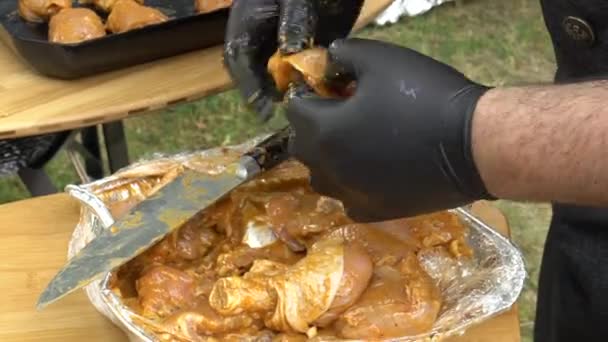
left=65, top=136, right=526, bottom=342
left=0, top=0, right=230, bottom=79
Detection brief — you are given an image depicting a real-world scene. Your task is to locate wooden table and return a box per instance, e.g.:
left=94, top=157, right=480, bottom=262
left=0, top=196, right=520, bottom=341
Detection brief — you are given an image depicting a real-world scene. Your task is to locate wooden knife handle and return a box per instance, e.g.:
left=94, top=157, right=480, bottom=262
left=244, top=126, right=293, bottom=171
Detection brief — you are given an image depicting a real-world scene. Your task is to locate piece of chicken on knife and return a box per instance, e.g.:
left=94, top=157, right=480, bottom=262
left=18, top=0, right=71, bottom=23
left=78, top=0, right=144, bottom=12
left=195, top=0, right=232, bottom=14
left=48, top=8, right=106, bottom=44
left=106, top=0, right=168, bottom=34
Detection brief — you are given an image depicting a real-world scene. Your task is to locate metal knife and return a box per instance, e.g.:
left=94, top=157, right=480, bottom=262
left=37, top=126, right=293, bottom=310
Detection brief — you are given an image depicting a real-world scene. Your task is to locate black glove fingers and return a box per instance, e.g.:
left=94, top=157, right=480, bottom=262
left=285, top=83, right=318, bottom=167
left=225, top=0, right=280, bottom=40
left=286, top=90, right=343, bottom=133
left=224, top=0, right=282, bottom=120
left=285, top=89, right=346, bottom=173
left=314, top=0, right=364, bottom=46
left=325, top=38, right=374, bottom=80
left=278, top=0, right=317, bottom=54
left=310, top=169, right=385, bottom=223
left=285, top=92, right=323, bottom=168
left=343, top=205, right=385, bottom=223
left=309, top=172, right=343, bottom=199
left=310, top=171, right=383, bottom=224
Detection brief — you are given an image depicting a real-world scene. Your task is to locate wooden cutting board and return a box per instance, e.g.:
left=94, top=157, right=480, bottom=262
left=0, top=195, right=520, bottom=341
left=0, top=0, right=393, bottom=139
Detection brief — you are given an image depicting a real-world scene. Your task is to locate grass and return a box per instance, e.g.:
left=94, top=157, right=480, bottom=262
left=0, top=0, right=555, bottom=340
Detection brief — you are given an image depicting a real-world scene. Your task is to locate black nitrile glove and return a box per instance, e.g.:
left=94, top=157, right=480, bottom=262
left=223, top=0, right=364, bottom=120
left=286, top=38, right=494, bottom=222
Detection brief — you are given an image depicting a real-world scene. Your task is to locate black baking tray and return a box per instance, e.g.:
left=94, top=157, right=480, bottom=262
left=0, top=0, right=229, bottom=79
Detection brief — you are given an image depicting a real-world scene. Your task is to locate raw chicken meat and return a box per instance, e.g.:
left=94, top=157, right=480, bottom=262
left=268, top=47, right=356, bottom=98
left=334, top=254, right=442, bottom=339
left=209, top=239, right=372, bottom=333
left=48, top=8, right=106, bottom=44
left=18, top=0, right=71, bottom=23
left=106, top=0, right=168, bottom=34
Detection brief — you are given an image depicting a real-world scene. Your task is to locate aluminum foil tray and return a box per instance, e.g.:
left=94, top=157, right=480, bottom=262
left=65, top=136, right=525, bottom=342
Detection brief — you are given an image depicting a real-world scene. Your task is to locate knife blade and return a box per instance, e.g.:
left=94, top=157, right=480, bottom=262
left=37, top=126, right=293, bottom=310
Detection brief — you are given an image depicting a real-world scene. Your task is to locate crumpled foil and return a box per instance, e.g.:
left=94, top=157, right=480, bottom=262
left=66, top=136, right=526, bottom=342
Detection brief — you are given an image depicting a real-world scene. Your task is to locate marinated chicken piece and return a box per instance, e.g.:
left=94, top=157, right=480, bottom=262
left=268, top=241, right=371, bottom=332
left=404, top=211, right=474, bottom=258
left=79, top=0, right=144, bottom=12
left=320, top=224, right=419, bottom=266
left=195, top=0, right=232, bottom=14
left=129, top=210, right=223, bottom=269
left=137, top=265, right=197, bottom=317
left=174, top=221, right=220, bottom=261
left=116, top=216, right=225, bottom=301
left=210, top=240, right=372, bottom=333
left=314, top=243, right=373, bottom=327
left=221, top=161, right=317, bottom=248
left=334, top=254, right=442, bottom=339
left=220, top=192, right=268, bottom=242
left=268, top=48, right=356, bottom=98
left=162, top=298, right=261, bottom=338
left=407, top=212, right=463, bottom=244
left=106, top=0, right=168, bottom=34
left=268, top=48, right=331, bottom=97
left=266, top=193, right=350, bottom=251
left=367, top=218, right=425, bottom=246
left=349, top=213, right=473, bottom=259
left=215, top=242, right=302, bottom=277
left=18, top=0, right=71, bottom=23
left=210, top=260, right=287, bottom=314
left=218, top=164, right=319, bottom=247
left=48, top=8, right=106, bottom=44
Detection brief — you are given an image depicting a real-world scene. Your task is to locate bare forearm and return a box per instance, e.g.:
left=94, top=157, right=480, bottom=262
left=472, top=81, right=608, bottom=205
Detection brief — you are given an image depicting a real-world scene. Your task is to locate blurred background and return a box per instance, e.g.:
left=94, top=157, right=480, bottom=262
left=0, top=0, right=553, bottom=340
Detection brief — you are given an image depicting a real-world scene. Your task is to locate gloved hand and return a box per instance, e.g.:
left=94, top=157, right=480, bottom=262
left=286, top=38, right=495, bottom=222
left=223, top=0, right=364, bottom=120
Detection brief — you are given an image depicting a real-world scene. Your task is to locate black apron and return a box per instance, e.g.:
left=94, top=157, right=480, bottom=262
left=536, top=1, right=608, bottom=340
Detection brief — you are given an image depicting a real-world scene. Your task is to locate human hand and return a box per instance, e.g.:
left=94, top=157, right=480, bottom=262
left=286, top=38, right=494, bottom=221
left=223, top=0, right=363, bottom=120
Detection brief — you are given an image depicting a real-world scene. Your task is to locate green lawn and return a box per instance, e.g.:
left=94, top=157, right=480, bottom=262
left=0, top=0, right=554, bottom=340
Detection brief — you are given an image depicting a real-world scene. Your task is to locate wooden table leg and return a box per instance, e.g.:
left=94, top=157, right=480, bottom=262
left=17, top=167, right=57, bottom=196
left=81, top=127, right=104, bottom=179
left=102, top=121, right=129, bottom=173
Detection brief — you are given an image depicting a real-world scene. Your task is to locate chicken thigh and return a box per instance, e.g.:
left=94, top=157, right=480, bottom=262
left=18, top=0, right=71, bottom=23
left=48, top=8, right=106, bottom=44
left=106, top=0, right=168, bottom=34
